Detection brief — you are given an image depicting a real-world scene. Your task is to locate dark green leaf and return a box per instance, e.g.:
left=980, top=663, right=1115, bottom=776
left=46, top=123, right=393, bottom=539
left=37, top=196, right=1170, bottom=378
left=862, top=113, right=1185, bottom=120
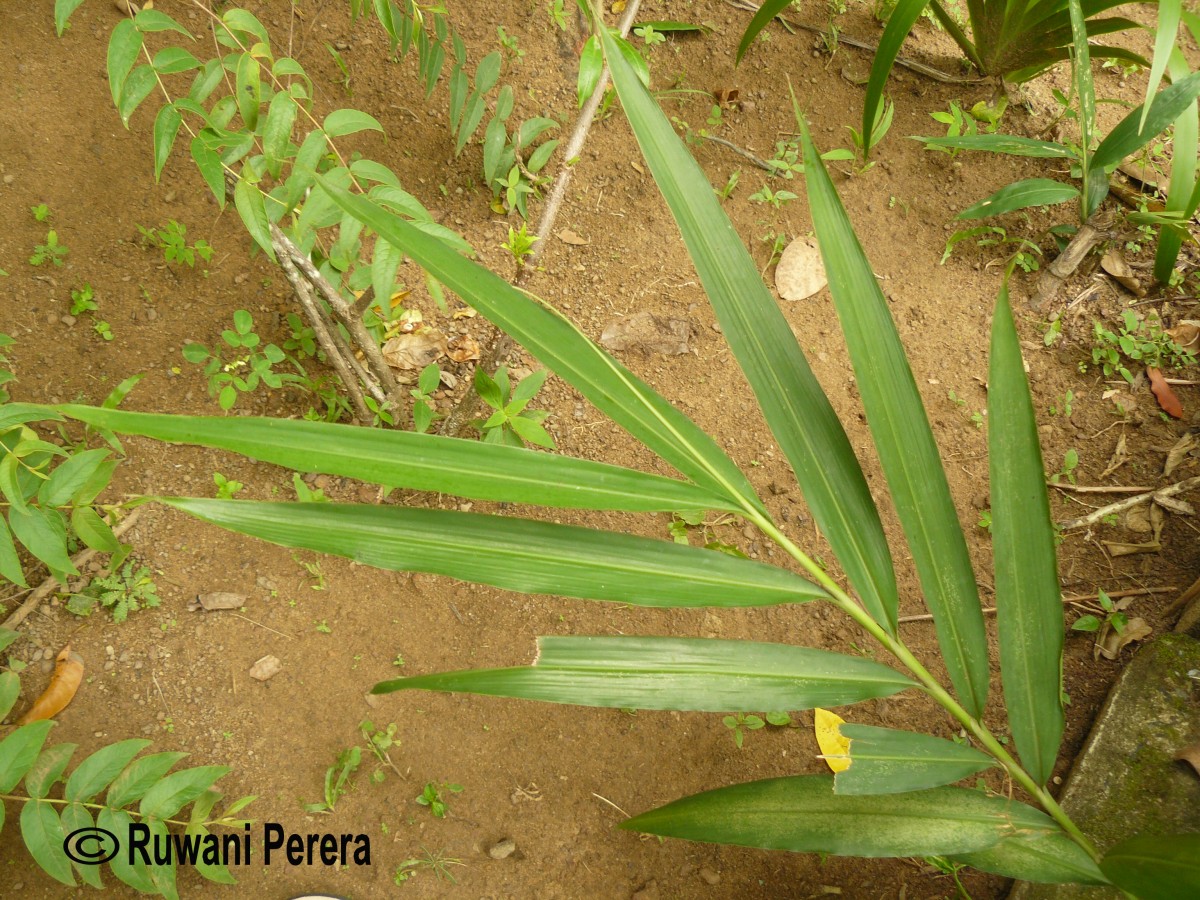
left=152, top=103, right=182, bottom=182
left=152, top=47, right=202, bottom=75
left=118, top=64, right=157, bottom=126
left=0, top=720, right=56, bottom=792
left=261, top=92, right=297, bottom=179
left=0, top=670, right=21, bottom=722
left=577, top=35, right=602, bottom=108
left=98, top=808, right=156, bottom=893
left=233, top=179, right=276, bottom=261
left=1100, top=832, right=1200, bottom=899
left=20, top=800, right=73, bottom=886
left=66, top=739, right=153, bottom=802
left=133, top=9, right=192, bottom=37
left=0, top=515, right=27, bottom=587
left=1092, top=72, right=1200, bottom=171
left=734, top=0, right=791, bottom=63
left=54, top=0, right=88, bottom=36
left=140, top=766, right=231, bottom=819
left=862, top=0, right=930, bottom=153
left=8, top=506, right=77, bottom=579
left=71, top=507, right=119, bottom=553
left=957, top=179, right=1079, bottom=219
left=60, top=803, right=105, bottom=888
left=38, top=448, right=109, bottom=508
left=954, top=831, right=1108, bottom=884
left=190, top=134, right=226, bottom=207
left=106, top=751, right=189, bottom=809
left=913, top=135, right=1072, bottom=158
left=833, top=724, right=993, bottom=795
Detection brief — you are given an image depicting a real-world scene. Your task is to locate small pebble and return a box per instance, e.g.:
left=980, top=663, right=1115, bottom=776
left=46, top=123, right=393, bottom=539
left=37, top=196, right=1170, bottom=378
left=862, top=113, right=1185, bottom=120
left=699, top=866, right=721, bottom=885
left=61, top=315, right=77, bottom=327
left=2, top=174, right=13, bottom=185
left=249, top=655, right=282, bottom=681
left=487, top=838, right=516, bottom=860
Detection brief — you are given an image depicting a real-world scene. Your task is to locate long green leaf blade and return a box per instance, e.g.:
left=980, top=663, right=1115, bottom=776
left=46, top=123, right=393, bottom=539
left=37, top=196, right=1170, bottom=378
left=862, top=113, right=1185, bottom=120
left=161, top=499, right=826, bottom=608
left=601, top=27, right=899, bottom=632
left=912, top=135, right=1072, bottom=158
left=1068, top=0, right=1102, bottom=218
left=1154, top=51, right=1199, bottom=283
left=1092, top=71, right=1200, bottom=171
left=954, top=832, right=1108, bottom=885
left=622, top=775, right=1060, bottom=857
left=313, top=177, right=762, bottom=515
left=734, top=0, right=791, bottom=63
left=988, top=286, right=1063, bottom=785
left=1140, top=0, right=1181, bottom=133
left=57, top=406, right=735, bottom=514
left=375, top=636, right=914, bottom=708
left=862, top=0, right=932, bottom=153
left=1100, top=833, right=1200, bottom=899
left=957, top=178, right=1080, bottom=220
left=833, top=724, right=993, bottom=795
left=799, top=119, right=989, bottom=716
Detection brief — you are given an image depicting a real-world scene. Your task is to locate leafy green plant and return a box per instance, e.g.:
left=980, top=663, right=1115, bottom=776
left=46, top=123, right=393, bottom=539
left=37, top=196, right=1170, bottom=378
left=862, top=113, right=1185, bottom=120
left=501, top=223, right=538, bottom=268
left=0, top=626, right=254, bottom=893
left=39, top=7, right=1200, bottom=894
left=30, top=230, right=68, bottom=268
left=65, top=560, right=162, bottom=623
left=415, top=780, right=462, bottom=818
left=393, top=847, right=465, bottom=884
left=213, top=472, right=243, bottom=500
left=303, top=745, right=360, bottom=814
left=70, top=284, right=97, bottom=316
left=136, top=220, right=212, bottom=269
left=30, top=203, right=51, bottom=222
left=748, top=185, right=798, bottom=208
left=359, top=719, right=402, bottom=784
left=1089, top=309, right=1196, bottom=383
left=1050, top=448, right=1079, bottom=486
left=723, top=712, right=765, bottom=748
left=1071, top=588, right=1125, bottom=634
left=409, top=362, right=442, bottom=434
left=183, top=311, right=306, bottom=411
left=472, top=366, right=555, bottom=449
left=845, top=97, right=894, bottom=170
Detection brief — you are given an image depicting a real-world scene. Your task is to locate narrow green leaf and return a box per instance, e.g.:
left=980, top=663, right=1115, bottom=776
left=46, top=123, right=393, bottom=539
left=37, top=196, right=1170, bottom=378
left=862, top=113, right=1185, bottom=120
left=160, top=498, right=826, bottom=609
left=1092, top=71, right=1200, bottom=171
left=106, top=751, right=189, bottom=809
left=1140, top=0, right=1181, bottom=133
left=912, top=135, right=1072, bottom=158
left=0, top=515, right=28, bottom=587
left=734, top=0, right=792, bottom=62
left=152, top=47, right=202, bottom=75
left=152, top=103, right=182, bottom=182
left=97, top=808, right=156, bottom=893
left=370, top=237, right=403, bottom=314
left=377, top=636, right=915, bottom=709
left=954, top=831, right=1108, bottom=885
left=1154, top=51, right=1198, bottom=284
left=8, top=506, right=77, bottom=579
left=38, top=448, right=109, bottom=509
left=957, top=178, right=1079, bottom=220
left=622, top=775, right=1060, bottom=857
left=0, top=403, right=62, bottom=431
left=455, top=92, right=486, bottom=155
left=323, top=108, right=384, bottom=137
left=188, top=824, right=238, bottom=884
left=261, top=92, right=296, bottom=180
left=24, top=743, right=77, bottom=799
left=21, top=800, right=74, bottom=886
left=55, top=0, right=88, bottom=36
left=603, top=28, right=898, bottom=630
left=799, top=118, right=988, bottom=713
left=475, top=50, right=502, bottom=94
left=0, top=721, right=56, bottom=792
left=1100, top=833, right=1200, bottom=899
left=313, top=176, right=762, bottom=513
left=577, top=35, right=601, bottom=108
left=233, top=53, right=260, bottom=131
left=1068, top=0, right=1098, bottom=218
left=140, top=766, right=231, bottom=819
left=233, top=179, right=276, bottom=261
left=59, top=406, right=735, bottom=513
left=0, top=670, right=21, bottom=721
left=833, top=724, right=993, bottom=795
left=133, top=9, right=192, bottom=37
left=107, top=19, right=143, bottom=109
left=65, top=739, right=153, bottom=802
left=988, top=286, right=1064, bottom=785
left=61, top=803, right=105, bottom=888
left=147, top=818, right=180, bottom=900
left=862, top=0, right=931, bottom=153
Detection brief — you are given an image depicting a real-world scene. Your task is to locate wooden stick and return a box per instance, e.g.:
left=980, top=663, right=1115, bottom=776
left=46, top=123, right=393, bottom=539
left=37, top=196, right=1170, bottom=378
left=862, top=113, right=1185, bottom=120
left=1051, top=483, right=1153, bottom=494
left=1058, top=476, right=1200, bottom=530
left=2, top=509, right=143, bottom=630
left=897, top=586, right=1176, bottom=625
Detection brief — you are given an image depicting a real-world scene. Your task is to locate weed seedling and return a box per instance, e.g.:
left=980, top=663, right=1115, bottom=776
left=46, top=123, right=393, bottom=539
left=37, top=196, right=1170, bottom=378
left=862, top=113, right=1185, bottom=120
left=293, top=552, right=328, bottom=589
left=304, top=746, right=361, bottom=813
left=360, top=720, right=404, bottom=783
left=416, top=781, right=463, bottom=818
left=293, top=473, right=328, bottom=504
left=1071, top=589, right=1127, bottom=634
left=501, top=223, right=538, bottom=268
left=70, top=284, right=97, bottom=316
left=717, top=170, right=740, bottom=201
left=1050, top=448, right=1079, bottom=485
left=184, top=310, right=305, bottom=410
left=410, top=363, right=443, bottom=434
left=213, top=472, right=244, bottom=500
left=634, top=24, right=666, bottom=47
left=325, top=42, right=352, bottom=94
left=723, top=712, right=765, bottom=748
left=93, top=321, right=113, bottom=342
left=749, top=185, right=798, bottom=209
left=138, top=220, right=212, bottom=268
left=30, top=203, right=50, bottom=222
left=472, top=366, right=555, bottom=448
left=1090, top=310, right=1197, bottom=383
left=29, top=230, right=68, bottom=267
left=394, top=848, right=465, bottom=884
left=65, top=561, right=162, bottom=624
left=1049, top=390, right=1074, bottom=418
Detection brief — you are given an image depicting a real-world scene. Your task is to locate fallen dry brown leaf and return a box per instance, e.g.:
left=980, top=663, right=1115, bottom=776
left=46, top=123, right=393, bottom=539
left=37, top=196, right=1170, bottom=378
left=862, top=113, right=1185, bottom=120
left=447, top=334, right=482, bottom=363
left=382, top=328, right=448, bottom=371
left=1095, top=616, right=1152, bottom=660
left=1148, top=367, right=1184, bottom=419
left=1164, top=432, right=1197, bottom=477
left=18, top=646, right=84, bottom=723
left=775, top=236, right=827, bottom=301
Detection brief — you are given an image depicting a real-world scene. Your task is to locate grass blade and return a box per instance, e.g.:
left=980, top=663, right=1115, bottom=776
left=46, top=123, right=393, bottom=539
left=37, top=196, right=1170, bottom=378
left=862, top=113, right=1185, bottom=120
left=734, top=0, right=792, bottom=64
left=988, top=285, right=1063, bottom=786
left=314, top=175, right=763, bottom=516
left=1139, top=0, right=1180, bottom=133
left=957, top=178, right=1079, bottom=219
left=862, top=0, right=932, bottom=153
left=161, top=499, right=827, bottom=609
left=1068, top=0, right=1100, bottom=218
left=832, top=724, right=994, bottom=795
left=799, top=117, right=989, bottom=716
left=622, top=775, right=1061, bottom=857
left=913, top=135, right=1072, bottom=158
left=376, top=636, right=915, bottom=709
left=57, top=406, right=735, bottom=514
left=601, top=27, right=899, bottom=632
left=1091, top=71, right=1200, bottom=172
left=1154, top=51, right=1199, bottom=283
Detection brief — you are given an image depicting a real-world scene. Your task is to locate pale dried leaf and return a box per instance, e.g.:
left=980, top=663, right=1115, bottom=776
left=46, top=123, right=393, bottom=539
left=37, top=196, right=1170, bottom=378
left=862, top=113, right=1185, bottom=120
left=1100, top=248, right=1144, bottom=296
left=775, top=236, right=827, bottom=301
left=1168, top=323, right=1200, bottom=355
left=1124, top=503, right=1152, bottom=533
left=1102, top=540, right=1161, bottom=557
left=1151, top=501, right=1166, bottom=542
left=1100, top=433, right=1128, bottom=478
left=556, top=229, right=590, bottom=246
left=452, top=306, right=478, bottom=319
left=1164, top=432, right=1197, bottom=477
left=382, top=328, right=447, bottom=371
left=599, top=311, right=694, bottom=355
left=249, top=655, right=282, bottom=681
left=191, top=592, right=247, bottom=612
left=1096, top=616, right=1152, bottom=660
left=447, top=334, right=481, bottom=363
left=1155, top=495, right=1196, bottom=516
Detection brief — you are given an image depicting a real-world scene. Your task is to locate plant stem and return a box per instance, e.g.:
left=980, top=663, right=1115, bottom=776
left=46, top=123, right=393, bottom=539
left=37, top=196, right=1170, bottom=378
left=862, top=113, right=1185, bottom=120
left=0, top=793, right=240, bottom=830
left=746, top=510, right=1101, bottom=862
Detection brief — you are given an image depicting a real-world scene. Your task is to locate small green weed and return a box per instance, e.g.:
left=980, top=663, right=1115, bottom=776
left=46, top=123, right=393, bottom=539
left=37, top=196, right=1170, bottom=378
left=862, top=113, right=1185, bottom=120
left=749, top=185, right=798, bottom=209
left=30, top=230, right=68, bottom=267
left=473, top=366, right=554, bottom=448
left=304, top=746, right=361, bottom=813
left=394, top=848, right=465, bottom=884
left=1071, top=589, right=1127, bottom=635
left=502, top=223, right=538, bottom=267
left=360, top=719, right=404, bottom=783
left=30, top=203, right=50, bottom=222
left=65, top=560, right=162, bottom=624
left=1090, top=310, right=1197, bottom=383
left=213, top=472, right=244, bottom=499
left=416, top=781, right=463, bottom=818
left=1050, top=448, right=1079, bottom=485
left=137, top=220, right=212, bottom=268
left=70, top=284, right=97, bottom=316
left=723, top=712, right=765, bottom=748
left=183, top=310, right=305, bottom=410
left=410, top=363, right=443, bottom=433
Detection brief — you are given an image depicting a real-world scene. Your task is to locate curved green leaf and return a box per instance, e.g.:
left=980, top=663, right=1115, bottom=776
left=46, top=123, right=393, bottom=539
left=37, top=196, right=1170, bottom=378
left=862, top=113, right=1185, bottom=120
left=0, top=515, right=27, bottom=587
left=21, top=800, right=73, bottom=886
left=603, top=27, right=899, bottom=631
left=38, top=447, right=109, bottom=508
left=140, top=766, right=230, bottom=819
left=97, top=808, right=155, bottom=893
left=800, top=119, right=988, bottom=713
left=65, top=739, right=153, bottom=802
left=862, top=0, right=931, bottom=153
left=71, top=506, right=119, bottom=553
left=833, top=724, right=993, bottom=795
left=162, top=498, right=826, bottom=609
left=61, top=803, right=105, bottom=889
left=323, top=108, right=384, bottom=137
left=622, top=775, right=1060, bottom=857
left=734, top=0, right=792, bottom=64
left=954, top=831, right=1108, bottom=885
left=1100, top=833, right=1200, bottom=899
left=106, top=751, right=188, bottom=809
left=0, top=721, right=56, bottom=792
left=1092, top=71, right=1200, bottom=171
left=1154, top=51, right=1198, bottom=284
left=118, top=64, right=157, bottom=127
left=261, top=92, right=297, bottom=179
left=313, top=176, right=762, bottom=514
left=59, top=406, right=735, bottom=513
left=55, top=0, right=88, bottom=36
left=913, top=135, right=1072, bottom=158
left=957, top=178, right=1079, bottom=220
left=0, top=671, right=19, bottom=721
left=988, top=287, right=1063, bottom=786
left=152, top=104, right=181, bottom=182
left=24, top=743, right=77, bottom=799
left=233, top=179, right=276, bottom=261
left=107, top=19, right=143, bottom=109
left=377, top=636, right=915, bottom=709
left=8, top=506, right=77, bottom=579
left=1141, top=0, right=1181, bottom=132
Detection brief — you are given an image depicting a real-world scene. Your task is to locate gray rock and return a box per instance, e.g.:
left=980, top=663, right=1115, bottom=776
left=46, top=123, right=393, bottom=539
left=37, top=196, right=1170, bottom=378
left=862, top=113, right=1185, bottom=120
left=487, top=838, right=516, bottom=860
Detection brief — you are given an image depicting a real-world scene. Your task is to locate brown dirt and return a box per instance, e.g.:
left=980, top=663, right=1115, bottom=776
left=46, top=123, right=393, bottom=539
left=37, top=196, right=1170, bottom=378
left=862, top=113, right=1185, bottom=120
left=1, top=1, right=1197, bottom=898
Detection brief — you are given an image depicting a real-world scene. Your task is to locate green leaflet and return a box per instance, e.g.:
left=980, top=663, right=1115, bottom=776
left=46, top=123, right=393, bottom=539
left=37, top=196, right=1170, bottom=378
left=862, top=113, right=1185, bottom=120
left=375, top=636, right=915, bottom=709
left=988, top=287, right=1064, bottom=786
left=57, top=406, right=735, bottom=514
left=161, top=499, right=827, bottom=609
left=833, top=724, right=994, bottom=795
left=957, top=178, right=1080, bottom=220
left=1100, top=833, right=1200, bottom=899
left=622, top=775, right=1061, bottom=857
left=955, top=831, right=1108, bottom=885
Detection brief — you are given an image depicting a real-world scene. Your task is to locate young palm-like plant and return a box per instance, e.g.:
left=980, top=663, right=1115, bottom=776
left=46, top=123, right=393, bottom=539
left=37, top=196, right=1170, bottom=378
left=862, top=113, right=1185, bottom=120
left=38, top=15, right=1199, bottom=897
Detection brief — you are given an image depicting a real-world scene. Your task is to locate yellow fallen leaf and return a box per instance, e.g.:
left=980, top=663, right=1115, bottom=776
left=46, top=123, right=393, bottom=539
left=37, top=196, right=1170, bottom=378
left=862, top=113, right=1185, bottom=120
left=814, top=708, right=851, bottom=773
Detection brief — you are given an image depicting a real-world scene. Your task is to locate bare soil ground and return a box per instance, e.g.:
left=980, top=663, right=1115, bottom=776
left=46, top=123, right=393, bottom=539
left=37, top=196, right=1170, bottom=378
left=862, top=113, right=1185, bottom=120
left=2, top=1, right=1197, bottom=897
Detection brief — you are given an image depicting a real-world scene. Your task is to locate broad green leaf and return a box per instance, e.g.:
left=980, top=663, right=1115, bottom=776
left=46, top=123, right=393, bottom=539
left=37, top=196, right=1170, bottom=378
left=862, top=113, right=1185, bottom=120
left=262, top=92, right=297, bottom=180
left=862, top=0, right=932, bottom=153
left=734, top=0, right=791, bottom=62
left=160, top=498, right=826, bottom=609
left=66, top=739, right=153, bottom=802
left=603, top=28, right=898, bottom=630
left=38, top=447, right=109, bottom=508
left=54, top=0, right=88, bottom=36
left=98, top=808, right=156, bottom=893
left=1140, top=0, right=1181, bottom=132
left=59, top=406, right=735, bottom=513
left=799, top=117, right=988, bottom=712
left=146, top=817, right=180, bottom=900
left=455, top=92, right=486, bottom=155
left=21, top=800, right=73, bottom=886
left=190, top=134, right=227, bottom=207
left=188, top=824, right=238, bottom=884
left=71, top=507, right=119, bottom=552
left=152, top=47, right=202, bottom=75
left=0, top=627, right=18, bottom=652
left=577, top=35, right=601, bottom=108
left=1100, top=833, right=1200, bottom=899
left=0, top=720, right=56, bottom=792
left=1154, top=51, right=1199, bottom=284
left=1092, top=71, right=1200, bottom=171
left=107, top=19, right=143, bottom=109
left=958, top=178, right=1079, bottom=220
left=475, top=50, right=502, bottom=94
left=233, top=179, right=276, bottom=261
left=152, top=104, right=182, bottom=181
left=314, top=176, right=762, bottom=513
left=370, top=237, right=403, bottom=314
left=954, top=831, right=1108, bottom=884
left=24, top=743, right=77, bottom=799
left=106, top=751, right=189, bottom=809
left=832, top=724, right=993, bottom=795
left=377, top=636, right=915, bottom=709
left=0, top=453, right=26, bottom=513
left=118, top=64, right=157, bottom=127
left=234, top=52, right=260, bottom=131
left=140, top=766, right=231, bottom=819
left=622, top=775, right=1060, bottom=856
left=0, top=515, right=27, bottom=587
left=221, top=8, right=269, bottom=45
left=60, top=803, right=105, bottom=888
left=323, top=108, right=384, bottom=137
left=133, top=9, right=192, bottom=36
left=913, top=135, right=1072, bottom=158
left=0, top=670, right=20, bottom=721
left=8, top=506, right=77, bottom=579
left=988, top=287, right=1063, bottom=785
